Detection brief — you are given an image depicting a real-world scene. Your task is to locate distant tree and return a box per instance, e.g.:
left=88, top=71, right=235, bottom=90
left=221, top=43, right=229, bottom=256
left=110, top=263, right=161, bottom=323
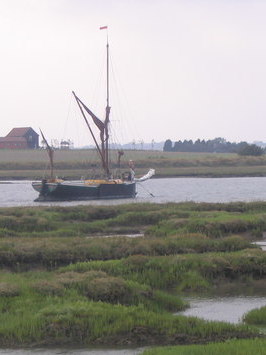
left=168, top=137, right=265, bottom=154
left=238, top=144, right=265, bottom=156
left=173, top=140, right=182, bottom=151
left=163, top=139, right=173, bottom=152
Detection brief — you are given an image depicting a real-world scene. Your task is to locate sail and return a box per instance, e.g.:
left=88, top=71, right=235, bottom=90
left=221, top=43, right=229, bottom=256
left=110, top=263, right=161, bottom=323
left=40, top=129, right=54, bottom=179
left=76, top=96, right=106, bottom=133
left=134, top=169, right=155, bottom=182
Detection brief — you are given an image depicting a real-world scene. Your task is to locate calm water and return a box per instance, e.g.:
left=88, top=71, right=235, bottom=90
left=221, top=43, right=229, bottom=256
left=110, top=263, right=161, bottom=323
left=2, top=176, right=266, bottom=207
left=253, top=241, right=266, bottom=251
left=178, top=296, right=266, bottom=324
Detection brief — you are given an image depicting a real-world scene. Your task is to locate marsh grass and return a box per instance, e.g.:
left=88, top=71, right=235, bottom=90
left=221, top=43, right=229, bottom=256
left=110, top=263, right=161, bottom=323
left=1, top=202, right=266, bottom=241
left=0, top=282, right=21, bottom=297
left=146, top=211, right=266, bottom=238
left=141, top=338, right=266, bottom=355
left=54, top=270, right=188, bottom=312
left=0, top=202, right=265, bottom=346
left=0, top=271, right=254, bottom=346
left=62, top=249, right=266, bottom=289
left=176, top=271, right=210, bottom=292
left=0, top=269, right=187, bottom=313
left=243, top=306, right=266, bottom=326
left=0, top=233, right=255, bottom=269
left=32, top=280, right=65, bottom=296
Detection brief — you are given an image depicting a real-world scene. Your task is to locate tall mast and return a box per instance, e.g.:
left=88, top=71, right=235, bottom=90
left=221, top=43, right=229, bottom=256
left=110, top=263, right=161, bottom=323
left=75, top=26, right=111, bottom=178
left=105, top=30, right=110, bottom=178
left=107, top=37, right=110, bottom=109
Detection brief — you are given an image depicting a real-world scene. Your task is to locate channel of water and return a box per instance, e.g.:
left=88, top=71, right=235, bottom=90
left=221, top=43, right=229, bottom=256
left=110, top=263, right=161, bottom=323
left=178, top=296, right=266, bottom=323
left=2, top=176, right=266, bottom=207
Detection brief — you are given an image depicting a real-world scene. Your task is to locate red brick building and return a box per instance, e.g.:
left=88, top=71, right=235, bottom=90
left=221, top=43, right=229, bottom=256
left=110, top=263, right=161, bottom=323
left=0, top=127, right=39, bottom=149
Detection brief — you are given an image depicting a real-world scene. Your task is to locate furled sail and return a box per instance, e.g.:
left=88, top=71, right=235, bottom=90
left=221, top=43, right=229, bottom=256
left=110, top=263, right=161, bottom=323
left=40, top=129, right=54, bottom=179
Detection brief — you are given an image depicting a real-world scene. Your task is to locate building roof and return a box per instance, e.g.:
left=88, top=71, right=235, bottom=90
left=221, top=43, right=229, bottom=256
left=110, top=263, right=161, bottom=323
left=6, top=127, right=35, bottom=137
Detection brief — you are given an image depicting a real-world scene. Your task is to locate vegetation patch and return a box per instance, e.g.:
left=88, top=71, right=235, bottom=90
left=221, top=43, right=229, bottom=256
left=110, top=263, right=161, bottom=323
left=61, top=249, right=266, bottom=289
left=141, top=338, right=266, bottom=355
left=243, top=306, right=266, bottom=326
left=0, top=282, right=21, bottom=297
left=0, top=202, right=264, bottom=347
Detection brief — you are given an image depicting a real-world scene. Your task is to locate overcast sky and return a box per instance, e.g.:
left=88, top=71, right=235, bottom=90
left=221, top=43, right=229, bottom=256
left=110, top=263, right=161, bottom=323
left=0, top=0, right=266, bottom=147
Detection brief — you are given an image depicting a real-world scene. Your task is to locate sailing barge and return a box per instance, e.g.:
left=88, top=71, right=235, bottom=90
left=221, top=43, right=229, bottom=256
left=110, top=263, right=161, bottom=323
left=32, top=29, right=154, bottom=201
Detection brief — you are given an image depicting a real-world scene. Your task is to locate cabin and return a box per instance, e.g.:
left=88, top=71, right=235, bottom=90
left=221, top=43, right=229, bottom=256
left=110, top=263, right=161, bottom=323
left=0, top=127, right=39, bottom=149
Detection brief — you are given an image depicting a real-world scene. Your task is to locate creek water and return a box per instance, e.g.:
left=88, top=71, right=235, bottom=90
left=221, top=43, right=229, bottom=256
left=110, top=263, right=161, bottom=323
left=178, top=296, right=266, bottom=323
left=0, top=178, right=265, bottom=353
left=253, top=241, right=266, bottom=251
left=2, top=176, right=266, bottom=207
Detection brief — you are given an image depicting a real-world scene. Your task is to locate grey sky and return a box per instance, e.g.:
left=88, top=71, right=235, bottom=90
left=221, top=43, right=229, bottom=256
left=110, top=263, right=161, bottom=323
left=0, top=0, right=265, bottom=147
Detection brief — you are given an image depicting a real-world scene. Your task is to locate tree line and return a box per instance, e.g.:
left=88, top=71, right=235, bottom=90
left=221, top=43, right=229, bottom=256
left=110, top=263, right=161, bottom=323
left=163, top=137, right=265, bottom=156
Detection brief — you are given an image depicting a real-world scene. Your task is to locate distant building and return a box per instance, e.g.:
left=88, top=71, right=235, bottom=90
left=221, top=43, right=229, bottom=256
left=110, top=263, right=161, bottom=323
left=60, top=140, right=73, bottom=150
left=0, top=127, right=39, bottom=149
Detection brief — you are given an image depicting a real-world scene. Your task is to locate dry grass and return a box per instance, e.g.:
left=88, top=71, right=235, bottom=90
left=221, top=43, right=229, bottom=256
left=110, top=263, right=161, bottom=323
left=0, top=149, right=266, bottom=178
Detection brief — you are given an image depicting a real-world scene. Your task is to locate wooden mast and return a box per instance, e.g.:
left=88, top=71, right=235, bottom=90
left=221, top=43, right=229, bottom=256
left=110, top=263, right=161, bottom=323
left=104, top=29, right=111, bottom=178
left=40, top=129, right=54, bottom=179
left=73, top=26, right=111, bottom=179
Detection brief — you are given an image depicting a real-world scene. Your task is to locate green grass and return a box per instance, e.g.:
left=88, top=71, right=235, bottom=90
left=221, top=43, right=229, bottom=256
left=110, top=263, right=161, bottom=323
left=1, top=201, right=265, bottom=268
left=243, top=306, right=266, bottom=326
left=61, top=248, right=266, bottom=290
left=0, top=269, right=255, bottom=346
left=141, top=338, right=266, bottom=355
left=0, top=234, right=255, bottom=268
left=1, top=201, right=266, bottom=238
left=0, top=203, right=264, bottom=291
left=0, top=202, right=264, bottom=346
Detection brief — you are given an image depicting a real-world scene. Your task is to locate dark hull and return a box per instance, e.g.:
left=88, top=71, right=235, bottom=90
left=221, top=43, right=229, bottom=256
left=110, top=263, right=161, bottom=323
left=33, top=181, right=136, bottom=201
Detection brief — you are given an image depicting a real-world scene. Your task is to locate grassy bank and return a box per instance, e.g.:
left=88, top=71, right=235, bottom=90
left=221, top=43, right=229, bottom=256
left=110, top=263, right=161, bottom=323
left=0, top=202, right=265, bottom=346
left=1, top=149, right=266, bottom=178
left=141, top=338, right=266, bottom=355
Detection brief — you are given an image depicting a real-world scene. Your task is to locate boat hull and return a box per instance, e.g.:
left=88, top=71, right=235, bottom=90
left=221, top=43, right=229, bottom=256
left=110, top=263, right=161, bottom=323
left=32, top=180, right=136, bottom=201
